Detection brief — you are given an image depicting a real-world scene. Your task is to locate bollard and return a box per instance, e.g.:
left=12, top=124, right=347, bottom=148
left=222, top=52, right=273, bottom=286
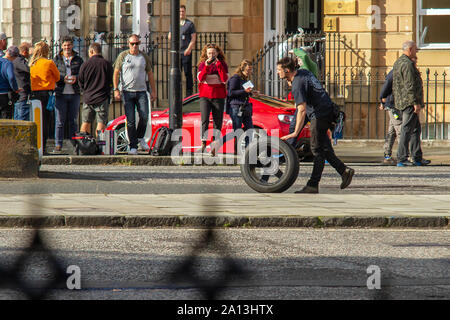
left=31, top=99, right=43, bottom=160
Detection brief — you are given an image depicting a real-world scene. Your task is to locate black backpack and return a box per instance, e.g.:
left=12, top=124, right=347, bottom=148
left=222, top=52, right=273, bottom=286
left=149, top=127, right=173, bottom=156
left=72, top=132, right=99, bottom=155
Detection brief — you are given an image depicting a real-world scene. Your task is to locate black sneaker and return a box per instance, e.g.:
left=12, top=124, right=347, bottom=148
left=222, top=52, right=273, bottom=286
left=340, top=167, right=355, bottom=189
left=412, top=159, right=431, bottom=166
left=295, top=186, right=319, bottom=194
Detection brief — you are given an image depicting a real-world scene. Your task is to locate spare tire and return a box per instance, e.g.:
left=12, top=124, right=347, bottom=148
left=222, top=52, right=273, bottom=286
left=240, top=136, right=299, bottom=193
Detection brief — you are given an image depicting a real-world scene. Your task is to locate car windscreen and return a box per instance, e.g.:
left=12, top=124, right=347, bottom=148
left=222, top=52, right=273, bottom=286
left=182, top=97, right=201, bottom=113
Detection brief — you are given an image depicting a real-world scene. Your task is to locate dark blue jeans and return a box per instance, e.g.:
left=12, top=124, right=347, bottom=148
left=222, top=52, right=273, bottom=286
left=14, top=100, right=31, bottom=121
left=55, top=94, right=80, bottom=147
left=123, top=90, right=149, bottom=149
left=0, top=94, right=12, bottom=119
left=221, top=104, right=254, bottom=152
left=229, top=104, right=253, bottom=132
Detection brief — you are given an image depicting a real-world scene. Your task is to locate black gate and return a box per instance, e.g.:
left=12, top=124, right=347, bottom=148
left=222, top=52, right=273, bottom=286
left=251, top=30, right=326, bottom=99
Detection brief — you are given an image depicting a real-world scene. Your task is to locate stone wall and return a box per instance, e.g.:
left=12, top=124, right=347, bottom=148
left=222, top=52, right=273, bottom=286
left=0, top=0, right=115, bottom=45
left=0, top=0, right=53, bottom=45
left=151, top=0, right=264, bottom=69
left=324, top=0, right=450, bottom=74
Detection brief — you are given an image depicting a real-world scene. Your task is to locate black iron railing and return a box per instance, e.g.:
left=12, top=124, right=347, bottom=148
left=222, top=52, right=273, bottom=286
left=252, top=30, right=326, bottom=99
left=323, top=69, right=449, bottom=140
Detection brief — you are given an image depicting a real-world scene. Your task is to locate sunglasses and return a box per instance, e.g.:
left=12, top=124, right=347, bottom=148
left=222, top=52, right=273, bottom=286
left=129, top=42, right=140, bottom=46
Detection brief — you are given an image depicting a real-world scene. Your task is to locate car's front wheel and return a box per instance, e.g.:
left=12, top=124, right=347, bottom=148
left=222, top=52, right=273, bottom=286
left=115, top=126, right=129, bottom=153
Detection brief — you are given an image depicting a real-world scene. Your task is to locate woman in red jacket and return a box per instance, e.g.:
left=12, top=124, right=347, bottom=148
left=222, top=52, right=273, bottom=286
left=197, top=44, right=228, bottom=153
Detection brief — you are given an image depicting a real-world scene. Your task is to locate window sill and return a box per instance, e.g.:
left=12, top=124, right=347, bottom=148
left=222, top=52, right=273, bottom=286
left=418, top=43, right=450, bottom=50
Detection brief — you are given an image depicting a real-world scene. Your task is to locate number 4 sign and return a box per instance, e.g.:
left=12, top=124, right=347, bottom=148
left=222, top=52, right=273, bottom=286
left=324, top=17, right=338, bottom=32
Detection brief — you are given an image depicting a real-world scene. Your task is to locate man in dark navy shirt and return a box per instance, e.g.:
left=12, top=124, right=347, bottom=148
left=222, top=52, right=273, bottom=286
left=277, top=57, right=354, bottom=193
left=169, top=5, right=196, bottom=97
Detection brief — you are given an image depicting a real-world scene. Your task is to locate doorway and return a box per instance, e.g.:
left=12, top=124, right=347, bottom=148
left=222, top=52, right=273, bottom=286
left=285, top=0, right=322, bottom=33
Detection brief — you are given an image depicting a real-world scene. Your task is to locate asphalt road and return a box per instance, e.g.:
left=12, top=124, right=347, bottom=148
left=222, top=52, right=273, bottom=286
left=0, top=228, right=448, bottom=300
left=1, top=164, right=450, bottom=194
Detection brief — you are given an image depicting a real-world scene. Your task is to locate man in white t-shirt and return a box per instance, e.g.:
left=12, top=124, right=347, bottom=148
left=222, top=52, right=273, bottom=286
left=113, top=34, right=157, bottom=155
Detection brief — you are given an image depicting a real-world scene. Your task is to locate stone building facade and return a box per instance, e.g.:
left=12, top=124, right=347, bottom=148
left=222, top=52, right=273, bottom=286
left=323, top=0, right=450, bottom=73
left=1, top=0, right=448, bottom=139
left=1, top=1, right=448, bottom=71
left=151, top=0, right=264, bottom=69
left=322, top=0, right=450, bottom=139
left=0, top=0, right=122, bottom=45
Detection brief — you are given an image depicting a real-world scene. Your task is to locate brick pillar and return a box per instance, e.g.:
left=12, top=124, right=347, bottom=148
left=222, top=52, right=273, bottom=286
left=20, top=0, right=33, bottom=44
left=54, top=0, right=82, bottom=40
left=88, top=0, right=113, bottom=34
left=243, top=0, right=264, bottom=61
left=40, top=0, right=53, bottom=41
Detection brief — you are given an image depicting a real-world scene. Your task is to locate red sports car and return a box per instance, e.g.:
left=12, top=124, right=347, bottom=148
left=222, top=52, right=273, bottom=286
left=106, top=93, right=311, bottom=157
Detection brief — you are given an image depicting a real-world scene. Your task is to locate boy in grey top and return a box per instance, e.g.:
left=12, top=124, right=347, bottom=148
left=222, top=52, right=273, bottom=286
left=113, top=34, right=156, bottom=155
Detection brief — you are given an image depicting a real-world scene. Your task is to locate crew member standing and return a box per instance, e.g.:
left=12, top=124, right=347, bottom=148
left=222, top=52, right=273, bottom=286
left=169, top=5, right=196, bottom=97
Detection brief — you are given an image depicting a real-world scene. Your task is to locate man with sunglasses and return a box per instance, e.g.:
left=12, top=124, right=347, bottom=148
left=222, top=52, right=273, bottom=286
left=113, top=34, right=156, bottom=155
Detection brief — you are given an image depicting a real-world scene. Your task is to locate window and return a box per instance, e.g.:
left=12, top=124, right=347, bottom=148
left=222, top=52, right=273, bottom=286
left=182, top=97, right=201, bottom=113
left=417, top=0, right=450, bottom=49
left=271, top=0, right=276, bottom=30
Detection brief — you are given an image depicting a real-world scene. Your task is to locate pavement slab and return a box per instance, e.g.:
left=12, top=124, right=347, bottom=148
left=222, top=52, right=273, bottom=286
left=0, top=193, right=448, bottom=229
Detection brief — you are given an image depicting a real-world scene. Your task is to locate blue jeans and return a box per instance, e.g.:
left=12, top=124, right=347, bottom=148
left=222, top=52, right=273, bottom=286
left=123, top=91, right=149, bottom=149
left=55, top=94, right=80, bottom=147
left=14, top=100, right=31, bottom=121
left=229, top=104, right=253, bottom=132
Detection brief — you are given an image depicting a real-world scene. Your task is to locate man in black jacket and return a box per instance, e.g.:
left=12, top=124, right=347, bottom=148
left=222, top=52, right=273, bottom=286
left=168, top=5, right=196, bottom=97
left=278, top=57, right=354, bottom=194
left=78, top=42, right=113, bottom=136
left=393, top=41, right=429, bottom=167
left=12, top=42, right=32, bottom=120
left=53, top=36, right=84, bottom=153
